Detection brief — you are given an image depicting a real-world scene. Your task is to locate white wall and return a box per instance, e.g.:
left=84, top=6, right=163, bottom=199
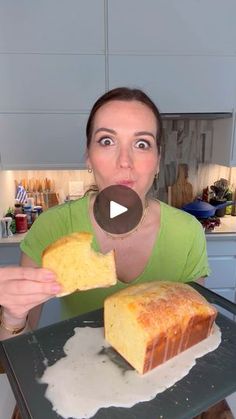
left=0, top=171, right=15, bottom=217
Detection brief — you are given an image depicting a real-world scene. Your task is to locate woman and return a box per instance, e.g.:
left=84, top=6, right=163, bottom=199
left=1, top=87, right=233, bottom=419
left=0, top=86, right=209, bottom=337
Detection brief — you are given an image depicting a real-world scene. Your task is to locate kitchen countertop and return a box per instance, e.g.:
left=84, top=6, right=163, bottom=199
left=205, top=215, right=236, bottom=237
left=0, top=232, right=27, bottom=245
left=1, top=216, right=236, bottom=245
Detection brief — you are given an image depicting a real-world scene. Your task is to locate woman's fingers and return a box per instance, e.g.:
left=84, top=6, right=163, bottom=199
left=3, top=277, right=62, bottom=300
left=0, top=267, right=62, bottom=311
left=0, top=267, right=62, bottom=320
left=0, top=266, right=62, bottom=295
left=8, top=279, right=62, bottom=297
left=0, top=266, right=56, bottom=283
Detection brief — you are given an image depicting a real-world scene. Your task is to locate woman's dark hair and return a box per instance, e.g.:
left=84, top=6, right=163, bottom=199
left=86, top=87, right=162, bottom=153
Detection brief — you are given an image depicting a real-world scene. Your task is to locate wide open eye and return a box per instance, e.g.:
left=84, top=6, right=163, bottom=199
left=135, top=139, right=151, bottom=149
left=98, top=137, right=114, bottom=146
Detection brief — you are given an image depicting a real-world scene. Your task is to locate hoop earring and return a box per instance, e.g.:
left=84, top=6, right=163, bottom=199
left=88, top=167, right=93, bottom=173
left=153, top=172, right=159, bottom=191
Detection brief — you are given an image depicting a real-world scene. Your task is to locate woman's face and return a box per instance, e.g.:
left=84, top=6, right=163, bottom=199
left=87, top=100, right=160, bottom=200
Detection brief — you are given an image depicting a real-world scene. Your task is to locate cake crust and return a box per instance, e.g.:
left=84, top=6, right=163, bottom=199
left=104, top=281, right=217, bottom=374
left=42, top=232, right=117, bottom=296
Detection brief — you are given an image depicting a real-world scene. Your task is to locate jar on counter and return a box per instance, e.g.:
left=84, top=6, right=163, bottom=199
left=225, top=190, right=233, bottom=215
left=14, top=203, right=23, bottom=215
left=23, top=205, right=32, bottom=229
left=31, top=209, right=38, bottom=224
left=15, top=214, right=27, bottom=233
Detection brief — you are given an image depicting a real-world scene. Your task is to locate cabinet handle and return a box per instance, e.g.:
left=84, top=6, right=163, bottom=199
left=190, top=281, right=236, bottom=315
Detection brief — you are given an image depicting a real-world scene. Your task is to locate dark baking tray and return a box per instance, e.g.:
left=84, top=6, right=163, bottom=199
left=0, top=282, right=236, bottom=419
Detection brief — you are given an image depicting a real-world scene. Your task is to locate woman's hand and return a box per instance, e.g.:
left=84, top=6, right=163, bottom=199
left=0, top=266, right=61, bottom=323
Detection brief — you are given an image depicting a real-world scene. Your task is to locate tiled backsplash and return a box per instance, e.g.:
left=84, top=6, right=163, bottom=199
left=157, top=120, right=233, bottom=202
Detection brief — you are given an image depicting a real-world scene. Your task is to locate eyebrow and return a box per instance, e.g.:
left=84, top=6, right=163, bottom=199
left=134, top=131, right=155, bottom=139
left=94, top=127, right=155, bottom=139
left=94, top=127, right=116, bottom=135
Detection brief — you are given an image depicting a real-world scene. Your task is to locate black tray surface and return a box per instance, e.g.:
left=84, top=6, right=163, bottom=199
left=1, top=283, right=236, bottom=419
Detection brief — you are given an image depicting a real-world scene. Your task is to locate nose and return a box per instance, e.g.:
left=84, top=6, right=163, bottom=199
left=117, top=146, right=133, bottom=169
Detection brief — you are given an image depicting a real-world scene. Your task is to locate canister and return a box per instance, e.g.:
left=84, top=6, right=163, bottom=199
left=31, top=209, right=38, bottom=223
left=15, top=214, right=27, bottom=233
left=23, top=205, right=32, bottom=228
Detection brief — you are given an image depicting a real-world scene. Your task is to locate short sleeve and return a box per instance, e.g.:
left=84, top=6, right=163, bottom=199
left=181, top=219, right=211, bottom=282
left=20, top=206, right=69, bottom=266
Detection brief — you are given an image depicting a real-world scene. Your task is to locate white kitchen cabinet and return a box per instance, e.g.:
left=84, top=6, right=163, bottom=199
left=0, top=114, right=89, bottom=170
left=0, top=55, right=105, bottom=113
left=108, top=0, right=236, bottom=113
left=109, top=56, right=236, bottom=113
left=0, top=53, right=106, bottom=169
left=0, top=243, right=21, bottom=266
left=0, top=0, right=106, bottom=170
left=108, top=0, right=236, bottom=56
left=0, top=0, right=105, bottom=54
left=206, top=236, right=236, bottom=320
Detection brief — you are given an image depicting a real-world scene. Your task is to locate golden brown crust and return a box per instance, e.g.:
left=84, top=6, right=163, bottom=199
left=42, top=232, right=117, bottom=296
left=104, top=281, right=217, bottom=374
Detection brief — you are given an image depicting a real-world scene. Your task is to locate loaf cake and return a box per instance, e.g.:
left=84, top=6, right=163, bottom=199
left=42, top=232, right=117, bottom=296
left=104, top=281, right=217, bottom=374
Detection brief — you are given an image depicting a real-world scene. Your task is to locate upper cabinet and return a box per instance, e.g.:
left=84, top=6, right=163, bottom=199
left=0, top=0, right=106, bottom=170
left=0, top=0, right=105, bottom=54
left=0, top=55, right=106, bottom=113
left=0, top=114, right=88, bottom=170
left=108, top=0, right=236, bottom=113
left=108, top=56, right=236, bottom=113
left=108, top=0, right=236, bottom=56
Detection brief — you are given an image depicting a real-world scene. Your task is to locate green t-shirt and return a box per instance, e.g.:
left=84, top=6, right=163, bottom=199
left=20, top=195, right=210, bottom=319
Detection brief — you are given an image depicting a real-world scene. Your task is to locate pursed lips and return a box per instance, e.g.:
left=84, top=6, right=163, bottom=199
left=115, top=180, right=135, bottom=187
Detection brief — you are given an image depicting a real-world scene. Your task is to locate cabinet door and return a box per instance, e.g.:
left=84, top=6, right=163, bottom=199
left=0, top=55, right=105, bottom=113
left=109, top=56, right=236, bottom=113
left=0, top=0, right=105, bottom=54
left=108, top=0, right=236, bottom=113
left=0, top=245, right=21, bottom=266
left=206, top=256, right=236, bottom=289
left=108, top=0, right=236, bottom=55
left=0, top=0, right=106, bottom=170
left=207, top=238, right=236, bottom=257
left=0, top=114, right=90, bottom=170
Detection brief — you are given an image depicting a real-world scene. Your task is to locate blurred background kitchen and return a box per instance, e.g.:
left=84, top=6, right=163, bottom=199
left=1, top=118, right=236, bottom=233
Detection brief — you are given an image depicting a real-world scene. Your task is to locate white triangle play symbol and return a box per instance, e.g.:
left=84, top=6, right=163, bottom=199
left=110, top=200, right=128, bottom=219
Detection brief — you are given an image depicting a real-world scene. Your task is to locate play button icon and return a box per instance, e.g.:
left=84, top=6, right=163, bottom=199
left=93, top=185, right=143, bottom=235
left=110, top=201, right=128, bottom=219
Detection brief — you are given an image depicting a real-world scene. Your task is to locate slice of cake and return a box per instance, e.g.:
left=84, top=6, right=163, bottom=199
left=42, top=232, right=117, bottom=296
left=104, top=281, right=217, bottom=374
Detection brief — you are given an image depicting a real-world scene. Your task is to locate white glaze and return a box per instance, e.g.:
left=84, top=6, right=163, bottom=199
left=40, top=324, right=221, bottom=419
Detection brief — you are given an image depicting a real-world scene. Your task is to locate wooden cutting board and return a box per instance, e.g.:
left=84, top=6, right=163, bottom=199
left=170, top=164, right=193, bottom=208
